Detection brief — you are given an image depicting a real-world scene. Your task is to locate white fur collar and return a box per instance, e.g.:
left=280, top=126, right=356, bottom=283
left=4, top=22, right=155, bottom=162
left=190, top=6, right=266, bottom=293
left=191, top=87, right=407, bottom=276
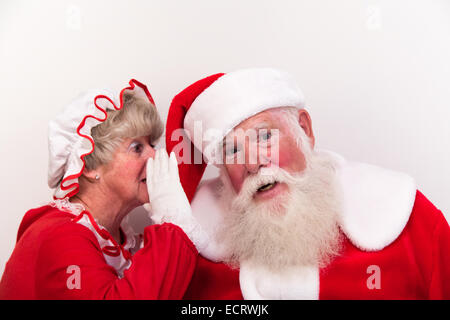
left=239, top=260, right=319, bottom=300
left=190, top=150, right=416, bottom=299
left=331, top=151, right=417, bottom=251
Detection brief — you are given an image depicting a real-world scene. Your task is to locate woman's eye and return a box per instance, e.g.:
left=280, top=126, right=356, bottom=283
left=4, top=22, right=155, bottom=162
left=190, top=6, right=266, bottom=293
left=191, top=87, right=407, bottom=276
left=130, top=142, right=143, bottom=154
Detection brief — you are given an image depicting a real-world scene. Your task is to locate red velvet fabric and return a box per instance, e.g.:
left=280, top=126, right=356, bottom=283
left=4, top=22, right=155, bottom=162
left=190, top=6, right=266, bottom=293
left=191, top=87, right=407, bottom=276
left=165, top=73, right=225, bottom=202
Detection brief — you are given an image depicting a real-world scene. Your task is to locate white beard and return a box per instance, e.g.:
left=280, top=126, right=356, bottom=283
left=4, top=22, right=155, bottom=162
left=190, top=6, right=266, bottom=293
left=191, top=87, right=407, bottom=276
left=217, top=151, right=343, bottom=271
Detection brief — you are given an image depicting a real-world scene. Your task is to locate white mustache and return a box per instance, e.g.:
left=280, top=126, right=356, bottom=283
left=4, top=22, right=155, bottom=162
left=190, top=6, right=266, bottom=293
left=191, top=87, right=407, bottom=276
left=235, top=166, right=297, bottom=205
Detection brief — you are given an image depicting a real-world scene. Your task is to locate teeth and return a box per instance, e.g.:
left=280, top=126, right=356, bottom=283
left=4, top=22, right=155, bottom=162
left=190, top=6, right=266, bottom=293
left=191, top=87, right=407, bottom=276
left=258, top=182, right=275, bottom=192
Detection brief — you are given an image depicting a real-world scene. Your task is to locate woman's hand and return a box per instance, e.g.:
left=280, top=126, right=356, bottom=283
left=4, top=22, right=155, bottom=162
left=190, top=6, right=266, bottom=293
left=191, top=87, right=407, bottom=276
left=146, top=149, right=190, bottom=220
left=145, top=149, right=208, bottom=252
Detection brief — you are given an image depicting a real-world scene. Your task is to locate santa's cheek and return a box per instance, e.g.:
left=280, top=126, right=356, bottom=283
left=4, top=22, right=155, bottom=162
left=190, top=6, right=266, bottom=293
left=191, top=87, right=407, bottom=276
left=278, top=151, right=294, bottom=167
left=277, top=143, right=306, bottom=172
left=230, top=175, right=244, bottom=193
left=226, top=166, right=246, bottom=193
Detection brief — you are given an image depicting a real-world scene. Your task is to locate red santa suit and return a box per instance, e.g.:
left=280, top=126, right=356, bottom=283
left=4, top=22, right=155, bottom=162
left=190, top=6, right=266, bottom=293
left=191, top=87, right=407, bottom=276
left=0, top=199, right=197, bottom=299
left=163, top=68, right=450, bottom=300
left=182, top=152, right=450, bottom=299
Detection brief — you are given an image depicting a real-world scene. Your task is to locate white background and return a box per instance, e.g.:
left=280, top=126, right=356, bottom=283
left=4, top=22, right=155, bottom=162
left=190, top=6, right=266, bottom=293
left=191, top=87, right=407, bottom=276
left=0, top=0, right=449, bottom=277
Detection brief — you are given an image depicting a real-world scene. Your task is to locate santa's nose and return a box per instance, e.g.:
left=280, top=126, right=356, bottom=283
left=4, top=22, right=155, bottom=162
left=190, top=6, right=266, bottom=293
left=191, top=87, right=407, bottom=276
left=244, top=145, right=270, bottom=174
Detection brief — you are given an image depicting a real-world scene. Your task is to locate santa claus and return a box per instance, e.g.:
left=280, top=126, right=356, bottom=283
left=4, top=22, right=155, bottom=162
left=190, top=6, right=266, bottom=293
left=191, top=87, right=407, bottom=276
left=165, top=68, right=450, bottom=299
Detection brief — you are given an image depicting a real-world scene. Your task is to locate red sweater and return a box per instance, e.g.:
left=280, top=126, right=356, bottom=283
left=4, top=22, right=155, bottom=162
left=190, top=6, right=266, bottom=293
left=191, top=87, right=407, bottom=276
left=0, top=206, right=198, bottom=299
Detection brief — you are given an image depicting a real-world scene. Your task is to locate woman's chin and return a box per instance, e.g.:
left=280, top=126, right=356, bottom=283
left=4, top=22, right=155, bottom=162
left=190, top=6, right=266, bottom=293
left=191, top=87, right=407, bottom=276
left=138, top=183, right=150, bottom=204
left=139, top=195, right=150, bottom=206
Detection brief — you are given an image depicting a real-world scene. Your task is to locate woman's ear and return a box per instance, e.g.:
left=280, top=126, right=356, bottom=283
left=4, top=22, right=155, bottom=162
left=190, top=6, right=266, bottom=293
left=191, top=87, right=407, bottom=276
left=298, top=109, right=315, bottom=149
left=82, top=168, right=101, bottom=183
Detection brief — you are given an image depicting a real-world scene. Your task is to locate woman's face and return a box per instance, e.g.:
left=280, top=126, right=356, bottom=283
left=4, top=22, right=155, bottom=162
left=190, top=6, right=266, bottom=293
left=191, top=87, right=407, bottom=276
left=99, top=136, right=156, bottom=208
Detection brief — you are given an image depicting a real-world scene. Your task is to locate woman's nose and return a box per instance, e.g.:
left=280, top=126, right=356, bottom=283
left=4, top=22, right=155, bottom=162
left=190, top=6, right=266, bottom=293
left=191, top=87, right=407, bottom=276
left=146, top=145, right=156, bottom=160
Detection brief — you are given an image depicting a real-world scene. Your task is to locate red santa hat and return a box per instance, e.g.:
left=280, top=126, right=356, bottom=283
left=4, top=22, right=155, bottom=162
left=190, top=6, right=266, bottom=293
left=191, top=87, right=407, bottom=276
left=166, top=68, right=305, bottom=202
left=48, top=79, right=156, bottom=199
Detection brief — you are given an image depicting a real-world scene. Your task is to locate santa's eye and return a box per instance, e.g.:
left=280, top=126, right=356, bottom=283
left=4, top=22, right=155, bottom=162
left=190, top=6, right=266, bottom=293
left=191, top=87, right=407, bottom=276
left=258, top=130, right=272, bottom=144
left=225, top=144, right=241, bottom=156
left=260, top=131, right=271, bottom=141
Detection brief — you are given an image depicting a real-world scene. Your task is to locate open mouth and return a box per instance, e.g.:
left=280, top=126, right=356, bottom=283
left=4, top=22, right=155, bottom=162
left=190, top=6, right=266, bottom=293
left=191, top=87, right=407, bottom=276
left=257, top=181, right=277, bottom=192
left=141, top=178, right=146, bottom=183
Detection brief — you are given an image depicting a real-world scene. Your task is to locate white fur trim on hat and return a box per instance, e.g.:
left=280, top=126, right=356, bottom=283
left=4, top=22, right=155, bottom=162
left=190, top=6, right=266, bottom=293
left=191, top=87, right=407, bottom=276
left=183, top=68, right=305, bottom=162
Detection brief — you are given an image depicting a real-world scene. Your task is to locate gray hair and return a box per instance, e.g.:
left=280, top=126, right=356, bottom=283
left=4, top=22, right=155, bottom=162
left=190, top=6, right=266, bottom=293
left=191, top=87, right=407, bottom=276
left=84, top=91, right=164, bottom=170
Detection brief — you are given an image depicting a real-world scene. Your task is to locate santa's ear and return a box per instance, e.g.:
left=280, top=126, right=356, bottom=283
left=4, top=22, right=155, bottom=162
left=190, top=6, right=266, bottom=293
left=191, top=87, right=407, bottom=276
left=298, top=109, right=315, bottom=149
